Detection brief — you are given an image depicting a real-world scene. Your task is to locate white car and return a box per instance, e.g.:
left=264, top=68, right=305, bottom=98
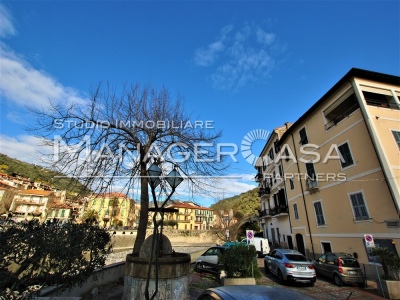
left=194, top=246, right=226, bottom=273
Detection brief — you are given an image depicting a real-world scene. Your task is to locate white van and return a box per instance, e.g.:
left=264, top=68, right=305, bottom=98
left=242, top=237, right=270, bottom=257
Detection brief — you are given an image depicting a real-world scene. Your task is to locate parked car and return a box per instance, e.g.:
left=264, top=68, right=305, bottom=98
left=241, top=237, right=270, bottom=257
left=221, top=241, right=243, bottom=248
left=264, top=249, right=316, bottom=286
left=195, top=246, right=226, bottom=273
left=313, top=252, right=365, bottom=287
left=196, top=285, right=315, bottom=300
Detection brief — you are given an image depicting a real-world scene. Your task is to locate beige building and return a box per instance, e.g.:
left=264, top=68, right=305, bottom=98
left=277, top=68, right=399, bottom=264
left=165, top=200, right=214, bottom=230
left=46, top=201, right=73, bottom=223
left=9, top=189, right=55, bottom=222
left=87, top=192, right=138, bottom=228
left=256, top=124, right=293, bottom=248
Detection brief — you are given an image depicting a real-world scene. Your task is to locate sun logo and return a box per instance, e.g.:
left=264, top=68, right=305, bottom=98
left=241, top=129, right=270, bottom=166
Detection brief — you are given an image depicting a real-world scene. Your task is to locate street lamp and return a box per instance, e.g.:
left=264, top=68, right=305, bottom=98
left=145, top=162, right=184, bottom=300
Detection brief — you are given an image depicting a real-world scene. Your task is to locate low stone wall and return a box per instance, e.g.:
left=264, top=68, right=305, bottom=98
left=41, top=244, right=211, bottom=298
left=41, top=262, right=126, bottom=298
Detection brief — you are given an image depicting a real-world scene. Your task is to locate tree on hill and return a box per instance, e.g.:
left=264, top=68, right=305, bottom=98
left=30, top=82, right=228, bottom=255
left=211, top=188, right=261, bottom=240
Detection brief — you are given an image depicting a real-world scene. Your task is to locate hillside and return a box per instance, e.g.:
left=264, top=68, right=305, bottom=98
left=210, top=187, right=260, bottom=219
left=0, top=153, right=90, bottom=196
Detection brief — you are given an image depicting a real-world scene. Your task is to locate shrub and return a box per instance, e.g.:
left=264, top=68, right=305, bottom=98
left=219, top=243, right=262, bottom=279
left=0, top=221, right=112, bottom=298
left=371, top=247, right=400, bottom=280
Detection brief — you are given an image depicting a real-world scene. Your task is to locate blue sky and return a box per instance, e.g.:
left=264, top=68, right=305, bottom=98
left=0, top=1, right=399, bottom=206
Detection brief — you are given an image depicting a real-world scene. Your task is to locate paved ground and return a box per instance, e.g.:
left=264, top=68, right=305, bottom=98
left=86, top=258, right=385, bottom=299
left=190, top=258, right=385, bottom=300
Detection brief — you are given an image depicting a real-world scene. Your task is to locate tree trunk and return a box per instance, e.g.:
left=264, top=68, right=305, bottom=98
left=132, top=161, right=149, bottom=255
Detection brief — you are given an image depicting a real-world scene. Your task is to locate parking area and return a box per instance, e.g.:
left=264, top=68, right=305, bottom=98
left=189, top=258, right=385, bottom=300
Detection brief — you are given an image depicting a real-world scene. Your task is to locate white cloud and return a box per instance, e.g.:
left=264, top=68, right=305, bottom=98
left=0, top=4, right=17, bottom=38
left=193, top=24, right=233, bottom=67
left=194, top=23, right=284, bottom=91
left=256, top=28, right=275, bottom=45
left=0, top=3, right=86, bottom=109
left=0, top=134, right=52, bottom=166
left=0, top=48, right=86, bottom=108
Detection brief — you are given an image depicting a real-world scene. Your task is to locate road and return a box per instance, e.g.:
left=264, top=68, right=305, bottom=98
left=190, top=258, right=385, bottom=300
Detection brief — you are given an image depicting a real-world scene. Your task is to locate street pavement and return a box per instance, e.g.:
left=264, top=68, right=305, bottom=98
left=189, top=258, right=385, bottom=300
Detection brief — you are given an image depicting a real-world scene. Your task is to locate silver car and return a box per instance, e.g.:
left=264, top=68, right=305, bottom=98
left=313, top=252, right=365, bottom=287
left=264, top=249, right=316, bottom=286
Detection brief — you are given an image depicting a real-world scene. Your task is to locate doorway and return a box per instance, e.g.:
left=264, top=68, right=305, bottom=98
left=295, top=233, right=305, bottom=256
left=321, top=242, right=332, bottom=254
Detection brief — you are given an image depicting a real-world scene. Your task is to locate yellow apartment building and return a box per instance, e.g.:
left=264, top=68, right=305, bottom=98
left=277, top=68, right=399, bottom=265
left=256, top=124, right=293, bottom=248
left=87, top=192, right=138, bottom=228
left=165, top=200, right=214, bottom=230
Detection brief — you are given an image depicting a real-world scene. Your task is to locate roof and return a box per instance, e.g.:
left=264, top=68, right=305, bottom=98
left=166, top=200, right=212, bottom=210
left=16, top=189, right=53, bottom=196
left=278, top=68, right=400, bottom=145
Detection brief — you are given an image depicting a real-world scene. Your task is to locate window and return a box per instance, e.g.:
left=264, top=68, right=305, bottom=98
left=293, top=203, right=299, bottom=220
left=299, top=127, right=309, bottom=145
left=268, top=148, right=274, bottom=160
left=392, top=131, right=400, bottom=150
left=324, top=93, right=359, bottom=130
left=289, top=178, right=294, bottom=190
left=349, top=192, right=369, bottom=220
left=283, top=146, right=290, bottom=161
left=338, top=142, right=354, bottom=168
left=305, top=162, right=316, bottom=180
left=274, top=141, right=280, bottom=153
left=313, top=201, right=325, bottom=226
left=363, top=91, right=399, bottom=109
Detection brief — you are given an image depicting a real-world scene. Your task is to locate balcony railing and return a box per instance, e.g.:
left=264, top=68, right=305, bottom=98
left=258, top=187, right=271, bottom=197
left=306, top=178, right=319, bottom=193
left=15, top=200, right=45, bottom=206
left=259, top=209, right=270, bottom=217
left=259, top=205, right=289, bottom=218
left=255, top=172, right=263, bottom=182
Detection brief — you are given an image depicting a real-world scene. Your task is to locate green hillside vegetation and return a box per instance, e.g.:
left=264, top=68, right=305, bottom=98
left=210, top=187, right=260, bottom=220
left=0, top=153, right=90, bottom=197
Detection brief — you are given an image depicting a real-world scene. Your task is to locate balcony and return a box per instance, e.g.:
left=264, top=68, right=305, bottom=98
left=306, top=178, right=319, bottom=194
left=255, top=172, right=263, bottom=182
left=15, top=199, right=45, bottom=206
left=259, top=209, right=271, bottom=218
left=270, top=205, right=289, bottom=217
left=259, top=205, right=289, bottom=218
left=258, top=187, right=270, bottom=197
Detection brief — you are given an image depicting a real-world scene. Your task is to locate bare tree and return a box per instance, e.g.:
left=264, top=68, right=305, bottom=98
left=30, top=82, right=228, bottom=254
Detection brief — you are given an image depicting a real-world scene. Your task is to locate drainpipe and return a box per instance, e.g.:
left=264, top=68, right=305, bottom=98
left=290, top=132, right=316, bottom=260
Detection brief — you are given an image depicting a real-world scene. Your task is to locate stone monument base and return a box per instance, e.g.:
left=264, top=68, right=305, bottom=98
left=122, top=252, right=191, bottom=300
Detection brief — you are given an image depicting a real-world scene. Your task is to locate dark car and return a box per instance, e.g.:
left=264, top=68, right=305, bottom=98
left=313, top=252, right=365, bottom=287
left=264, top=249, right=316, bottom=286
left=196, top=285, right=315, bottom=300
